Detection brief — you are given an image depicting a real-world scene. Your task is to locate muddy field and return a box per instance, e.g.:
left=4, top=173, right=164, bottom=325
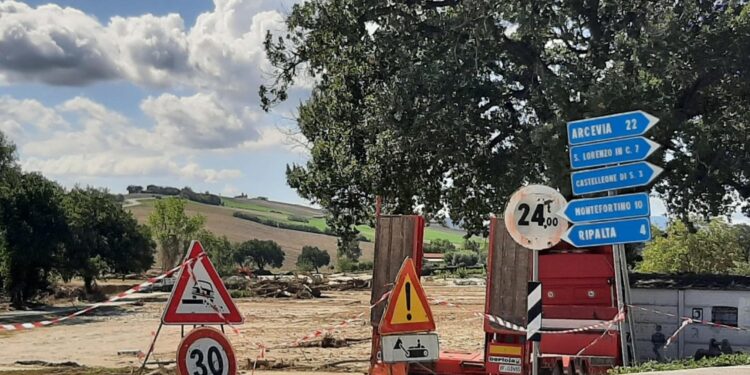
left=0, top=281, right=486, bottom=374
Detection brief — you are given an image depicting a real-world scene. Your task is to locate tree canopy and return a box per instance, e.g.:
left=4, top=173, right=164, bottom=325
left=61, top=187, right=155, bottom=292
left=296, top=246, right=331, bottom=272
left=235, top=239, right=285, bottom=270
left=262, top=0, right=750, bottom=237
left=638, top=219, right=749, bottom=275
left=0, top=172, right=68, bottom=305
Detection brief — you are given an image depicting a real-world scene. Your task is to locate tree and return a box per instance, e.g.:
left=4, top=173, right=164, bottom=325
left=197, top=230, right=237, bottom=276
left=263, top=0, right=750, bottom=237
left=337, top=238, right=362, bottom=271
left=444, top=251, right=479, bottom=267
left=147, top=198, right=205, bottom=270
left=638, top=219, right=748, bottom=274
left=235, top=239, right=285, bottom=270
left=60, top=187, right=155, bottom=292
left=297, top=246, right=331, bottom=272
left=0, top=172, right=68, bottom=306
left=126, top=185, right=143, bottom=194
left=423, top=239, right=456, bottom=253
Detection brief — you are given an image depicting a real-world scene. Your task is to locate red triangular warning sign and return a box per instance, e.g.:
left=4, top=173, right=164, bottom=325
left=162, top=240, right=243, bottom=325
left=379, top=258, right=435, bottom=334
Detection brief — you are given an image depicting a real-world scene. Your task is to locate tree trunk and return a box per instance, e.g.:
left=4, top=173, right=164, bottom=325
left=83, top=275, right=95, bottom=294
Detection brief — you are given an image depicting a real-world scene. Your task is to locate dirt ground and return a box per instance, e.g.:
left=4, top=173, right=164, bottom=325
left=0, top=280, right=486, bottom=374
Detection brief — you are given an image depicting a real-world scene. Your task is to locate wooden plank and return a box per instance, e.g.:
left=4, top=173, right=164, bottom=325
left=370, top=216, right=421, bottom=326
left=486, top=219, right=530, bottom=329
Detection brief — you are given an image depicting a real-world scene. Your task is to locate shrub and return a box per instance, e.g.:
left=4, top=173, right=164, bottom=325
left=445, top=251, right=479, bottom=267
left=287, top=215, right=309, bottom=223
left=232, top=212, right=329, bottom=235
left=337, top=257, right=357, bottom=272
left=424, top=239, right=457, bottom=253
left=608, top=354, right=750, bottom=374
left=358, top=260, right=373, bottom=271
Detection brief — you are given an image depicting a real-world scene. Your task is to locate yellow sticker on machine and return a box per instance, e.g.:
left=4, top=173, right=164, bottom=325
left=489, top=344, right=522, bottom=356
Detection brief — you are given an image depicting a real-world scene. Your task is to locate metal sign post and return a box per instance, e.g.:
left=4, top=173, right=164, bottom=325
left=504, top=185, right=568, bottom=375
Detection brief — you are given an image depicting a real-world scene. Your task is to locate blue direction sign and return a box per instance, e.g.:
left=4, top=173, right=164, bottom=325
left=569, top=137, right=660, bottom=170
left=559, top=193, right=650, bottom=223
left=571, top=162, right=663, bottom=196
left=563, top=217, right=651, bottom=247
left=567, top=111, right=659, bottom=146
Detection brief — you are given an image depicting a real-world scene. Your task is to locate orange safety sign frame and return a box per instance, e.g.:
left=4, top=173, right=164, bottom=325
left=379, top=257, right=435, bottom=334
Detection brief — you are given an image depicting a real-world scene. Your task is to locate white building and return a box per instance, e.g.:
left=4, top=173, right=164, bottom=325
left=630, top=274, right=750, bottom=362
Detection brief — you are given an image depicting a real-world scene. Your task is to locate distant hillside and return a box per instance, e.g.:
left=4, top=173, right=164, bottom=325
left=126, top=195, right=472, bottom=271
left=127, top=198, right=372, bottom=271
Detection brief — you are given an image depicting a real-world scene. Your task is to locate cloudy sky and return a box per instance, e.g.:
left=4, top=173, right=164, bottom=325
left=0, top=0, right=310, bottom=203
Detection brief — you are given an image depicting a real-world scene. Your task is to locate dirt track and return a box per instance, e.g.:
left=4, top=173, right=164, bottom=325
left=0, top=281, right=486, bottom=374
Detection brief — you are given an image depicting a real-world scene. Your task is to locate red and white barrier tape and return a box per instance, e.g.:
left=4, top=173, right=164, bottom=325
left=664, top=319, right=692, bottom=348
left=1, top=253, right=206, bottom=332
left=629, top=304, right=750, bottom=332
left=431, top=296, right=625, bottom=335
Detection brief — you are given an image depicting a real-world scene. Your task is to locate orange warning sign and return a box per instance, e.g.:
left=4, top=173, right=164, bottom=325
left=379, top=258, right=435, bottom=334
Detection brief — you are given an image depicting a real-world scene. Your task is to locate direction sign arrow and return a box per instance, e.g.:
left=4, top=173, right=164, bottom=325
left=563, top=217, right=652, bottom=247
left=567, top=111, right=659, bottom=145
left=571, top=161, right=663, bottom=196
left=569, top=137, right=661, bottom=170
left=559, top=193, right=650, bottom=223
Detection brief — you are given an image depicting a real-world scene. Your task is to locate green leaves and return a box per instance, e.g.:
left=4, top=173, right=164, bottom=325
left=638, top=219, right=749, bottom=275
left=235, top=239, right=285, bottom=270
left=147, top=197, right=205, bottom=270
left=296, top=246, right=331, bottom=273
left=264, top=0, right=750, bottom=238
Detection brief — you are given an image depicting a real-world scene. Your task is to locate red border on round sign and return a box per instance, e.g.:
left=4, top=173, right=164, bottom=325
left=177, top=326, right=237, bottom=375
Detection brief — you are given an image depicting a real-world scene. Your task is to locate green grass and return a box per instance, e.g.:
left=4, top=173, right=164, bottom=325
left=608, top=354, right=750, bottom=374
left=221, top=198, right=275, bottom=213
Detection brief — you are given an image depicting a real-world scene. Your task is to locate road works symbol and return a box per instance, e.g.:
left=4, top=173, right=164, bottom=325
left=177, top=326, right=237, bottom=375
left=381, top=333, right=439, bottom=363
left=162, top=240, right=243, bottom=325
left=379, top=258, right=435, bottom=334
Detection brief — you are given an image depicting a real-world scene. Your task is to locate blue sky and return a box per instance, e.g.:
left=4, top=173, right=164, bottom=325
left=0, top=0, right=311, bottom=204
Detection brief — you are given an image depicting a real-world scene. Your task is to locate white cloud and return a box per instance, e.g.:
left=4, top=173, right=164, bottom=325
left=0, top=2, right=119, bottom=85
left=0, top=95, right=67, bottom=131
left=2, top=95, right=243, bottom=183
left=108, top=13, right=190, bottom=86
left=141, top=93, right=260, bottom=149
left=0, top=0, right=291, bottom=98
left=0, top=1, right=305, bottom=188
left=179, top=163, right=242, bottom=183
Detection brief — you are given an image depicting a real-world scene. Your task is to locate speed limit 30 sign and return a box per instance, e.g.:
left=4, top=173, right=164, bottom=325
left=503, top=185, right=569, bottom=250
left=177, top=327, right=237, bottom=375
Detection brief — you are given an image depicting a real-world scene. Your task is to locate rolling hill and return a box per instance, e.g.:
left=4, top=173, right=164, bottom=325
left=126, top=196, right=471, bottom=271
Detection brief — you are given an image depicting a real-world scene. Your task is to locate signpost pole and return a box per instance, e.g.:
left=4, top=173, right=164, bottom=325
left=609, top=190, right=630, bottom=367
left=532, top=250, right=539, bottom=375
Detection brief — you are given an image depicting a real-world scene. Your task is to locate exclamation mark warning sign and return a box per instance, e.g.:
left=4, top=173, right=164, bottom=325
left=405, top=282, right=412, bottom=321
left=379, top=258, right=435, bottom=334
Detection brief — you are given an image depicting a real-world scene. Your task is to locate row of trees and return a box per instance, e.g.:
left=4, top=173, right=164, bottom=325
left=638, top=220, right=750, bottom=275
left=0, top=134, right=155, bottom=306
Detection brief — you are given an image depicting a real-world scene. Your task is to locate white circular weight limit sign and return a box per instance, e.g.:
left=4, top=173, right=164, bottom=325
left=503, top=185, right=569, bottom=250
left=177, top=327, right=237, bottom=375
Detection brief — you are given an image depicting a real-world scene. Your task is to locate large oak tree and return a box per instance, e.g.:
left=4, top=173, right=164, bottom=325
left=262, top=0, right=750, bottom=239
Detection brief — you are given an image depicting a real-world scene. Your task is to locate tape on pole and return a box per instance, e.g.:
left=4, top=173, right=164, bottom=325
left=527, top=281, right=542, bottom=342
